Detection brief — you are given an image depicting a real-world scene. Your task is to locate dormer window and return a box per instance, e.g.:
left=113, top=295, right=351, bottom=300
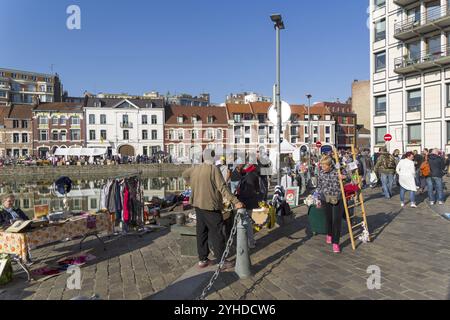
left=94, top=101, right=101, bottom=107
left=177, top=115, right=184, bottom=124
left=191, top=115, right=198, bottom=123
left=207, top=116, right=214, bottom=124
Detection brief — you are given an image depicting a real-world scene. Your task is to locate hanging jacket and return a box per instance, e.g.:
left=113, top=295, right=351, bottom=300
left=123, top=185, right=130, bottom=223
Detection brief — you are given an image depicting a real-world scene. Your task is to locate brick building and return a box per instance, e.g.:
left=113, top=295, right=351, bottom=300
left=164, top=105, right=228, bottom=163
left=0, top=105, right=34, bottom=157
left=32, top=102, right=85, bottom=158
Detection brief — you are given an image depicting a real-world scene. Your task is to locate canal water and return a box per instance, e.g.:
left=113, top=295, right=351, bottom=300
left=0, top=174, right=188, bottom=219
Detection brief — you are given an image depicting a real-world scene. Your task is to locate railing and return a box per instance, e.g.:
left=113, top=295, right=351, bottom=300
left=394, top=44, right=450, bottom=70
left=120, top=122, right=133, bottom=128
left=394, top=5, right=450, bottom=36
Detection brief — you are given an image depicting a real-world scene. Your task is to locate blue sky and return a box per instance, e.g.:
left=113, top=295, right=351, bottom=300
left=0, top=0, right=369, bottom=105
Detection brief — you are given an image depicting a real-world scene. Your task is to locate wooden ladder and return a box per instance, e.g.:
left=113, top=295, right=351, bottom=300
left=332, top=146, right=371, bottom=250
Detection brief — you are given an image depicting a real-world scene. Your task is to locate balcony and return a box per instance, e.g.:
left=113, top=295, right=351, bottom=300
left=120, top=122, right=133, bottom=128
left=394, top=6, right=450, bottom=41
left=394, top=45, right=450, bottom=74
left=393, top=0, right=419, bottom=7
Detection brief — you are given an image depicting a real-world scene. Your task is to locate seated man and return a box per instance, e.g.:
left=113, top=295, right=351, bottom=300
left=0, top=194, right=29, bottom=227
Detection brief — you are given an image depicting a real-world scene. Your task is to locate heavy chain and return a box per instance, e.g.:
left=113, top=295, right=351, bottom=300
left=197, top=209, right=241, bottom=300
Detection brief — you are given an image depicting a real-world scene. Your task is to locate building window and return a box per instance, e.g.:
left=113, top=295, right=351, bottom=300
left=191, top=115, right=198, bottom=123
left=233, top=114, right=242, bottom=122
left=325, top=126, right=330, bottom=134
left=100, top=130, right=107, bottom=140
left=89, top=114, right=95, bottom=125
left=90, top=198, right=97, bottom=210
left=71, top=129, right=80, bottom=141
left=142, top=130, right=148, bottom=140
left=60, top=131, right=67, bottom=141
left=142, top=115, right=148, bottom=125
left=13, top=133, right=19, bottom=143
left=40, top=130, right=48, bottom=141
left=206, top=129, right=214, bottom=140
left=123, top=130, right=129, bottom=140
left=122, top=114, right=129, bottom=124
left=100, top=114, right=106, bottom=124
left=408, top=41, right=421, bottom=60
left=13, top=149, right=19, bottom=157
left=426, top=35, right=441, bottom=56
left=192, top=130, right=198, bottom=139
left=151, top=115, right=157, bottom=124
left=313, top=126, right=318, bottom=135
left=178, top=129, right=184, bottom=140
left=151, top=130, right=157, bottom=140
left=89, top=130, right=96, bottom=141
left=374, top=18, right=386, bottom=42
left=207, top=116, right=214, bottom=124
left=177, top=116, right=184, bottom=124
left=60, top=116, right=66, bottom=125
left=447, top=121, right=450, bottom=144
left=23, top=198, right=30, bottom=209
left=408, top=124, right=421, bottom=144
left=375, top=127, right=386, bottom=144
left=169, top=129, right=174, bottom=140
left=143, top=146, right=148, bottom=156
left=13, top=120, right=19, bottom=128
left=407, top=89, right=421, bottom=112
left=52, top=116, right=58, bottom=125
left=258, top=114, right=266, bottom=123
left=22, top=133, right=28, bottom=143
left=374, top=0, right=385, bottom=9
left=375, top=51, right=386, bottom=72
left=375, top=95, right=386, bottom=115
left=245, top=138, right=250, bottom=144
left=39, top=116, right=48, bottom=125
left=52, top=131, right=58, bottom=141
left=325, top=137, right=330, bottom=143
left=216, top=129, right=223, bottom=140
left=22, top=120, right=28, bottom=128
left=245, top=126, right=251, bottom=135
left=426, top=1, right=440, bottom=23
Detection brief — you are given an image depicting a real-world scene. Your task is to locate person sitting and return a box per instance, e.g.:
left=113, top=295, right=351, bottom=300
left=0, top=194, right=29, bottom=227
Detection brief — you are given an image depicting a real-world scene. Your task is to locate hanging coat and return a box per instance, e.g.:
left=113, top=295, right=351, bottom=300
left=123, top=185, right=130, bottom=223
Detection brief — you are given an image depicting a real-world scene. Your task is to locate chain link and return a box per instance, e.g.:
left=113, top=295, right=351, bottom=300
left=197, top=209, right=241, bottom=300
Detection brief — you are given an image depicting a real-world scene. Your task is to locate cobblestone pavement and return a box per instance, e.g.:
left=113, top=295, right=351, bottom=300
left=0, top=228, right=197, bottom=300
left=204, top=182, right=450, bottom=300
left=1, top=180, right=449, bottom=300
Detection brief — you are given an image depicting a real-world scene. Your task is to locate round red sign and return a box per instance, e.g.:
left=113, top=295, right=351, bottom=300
left=384, top=134, right=392, bottom=142
left=316, top=141, right=322, bottom=148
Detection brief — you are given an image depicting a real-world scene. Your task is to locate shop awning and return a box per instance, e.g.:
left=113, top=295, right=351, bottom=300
left=54, top=147, right=107, bottom=157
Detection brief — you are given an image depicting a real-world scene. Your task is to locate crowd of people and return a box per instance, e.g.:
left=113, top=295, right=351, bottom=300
left=0, top=153, right=173, bottom=167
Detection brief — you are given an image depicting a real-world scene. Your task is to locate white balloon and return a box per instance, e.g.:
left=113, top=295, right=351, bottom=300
left=268, top=101, right=292, bottom=125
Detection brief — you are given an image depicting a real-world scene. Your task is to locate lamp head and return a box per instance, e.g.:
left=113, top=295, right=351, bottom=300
left=270, top=14, right=285, bottom=29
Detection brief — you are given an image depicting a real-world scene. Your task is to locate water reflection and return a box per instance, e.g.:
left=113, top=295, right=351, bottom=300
left=0, top=176, right=188, bottom=219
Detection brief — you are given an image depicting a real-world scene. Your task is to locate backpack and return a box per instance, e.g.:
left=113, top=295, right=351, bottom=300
left=420, top=157, right=431, bottom=177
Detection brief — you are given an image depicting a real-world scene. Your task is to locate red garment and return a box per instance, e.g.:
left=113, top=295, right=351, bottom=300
left=243, top=164, right=257, bottom=174
left=344, top=183, right=360, bottom=198
left=123, top=185, right=130, bottom=223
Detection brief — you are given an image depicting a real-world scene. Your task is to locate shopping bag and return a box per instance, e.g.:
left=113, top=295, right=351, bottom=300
left=369, top=171, right=378, bottom=184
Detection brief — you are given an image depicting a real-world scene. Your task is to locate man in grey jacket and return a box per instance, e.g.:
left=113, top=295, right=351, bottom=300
left=427, top=149, right=446, bottom=205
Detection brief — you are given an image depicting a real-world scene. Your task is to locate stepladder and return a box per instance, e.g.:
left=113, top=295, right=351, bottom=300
left=332, top=146, right=371, bottom=250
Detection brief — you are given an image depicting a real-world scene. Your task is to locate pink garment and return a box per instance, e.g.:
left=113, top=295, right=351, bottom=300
left=123, top=185, right=130, bottom=223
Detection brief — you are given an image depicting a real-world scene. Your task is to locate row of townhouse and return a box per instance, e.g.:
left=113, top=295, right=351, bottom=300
left=0, top=97, right=357, bottom=159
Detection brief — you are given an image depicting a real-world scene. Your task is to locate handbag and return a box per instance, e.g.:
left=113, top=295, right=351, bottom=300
left=369, top=171, right=378, bottom=184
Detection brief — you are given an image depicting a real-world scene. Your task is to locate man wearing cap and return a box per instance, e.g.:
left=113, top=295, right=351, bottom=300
left=182, top=151, right=244, bottom=269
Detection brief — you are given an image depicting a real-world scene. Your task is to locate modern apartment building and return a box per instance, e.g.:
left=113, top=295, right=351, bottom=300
left=164, top=105, right=228, bottom=162
left=0, top=68, right=63, bottom=105
left=226, top=92, right=272, bottom=104
left=32, top=102, right=85, bottom=158
left=166, top=93, right=210, bottom=107
left=84, top=97, right=165, bottom=157
left=370, top=0, right=450, bottom=154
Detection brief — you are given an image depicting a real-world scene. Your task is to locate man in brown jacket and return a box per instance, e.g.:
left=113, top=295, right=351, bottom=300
left=183, top=158, right=244, bottom=269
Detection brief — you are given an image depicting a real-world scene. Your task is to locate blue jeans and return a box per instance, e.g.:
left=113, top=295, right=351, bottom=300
left=380, top=173, right=394, bottom=199
left=230, top=181, right=240, bottom=195
left=400, top=186, right=416, bottom=204
left=426, top=177, right=444, bottom=202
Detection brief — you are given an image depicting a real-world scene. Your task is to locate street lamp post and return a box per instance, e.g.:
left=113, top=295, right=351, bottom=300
left=271, top=14, right=285, bottom=186
left=306, top=94, right=312, bottom=167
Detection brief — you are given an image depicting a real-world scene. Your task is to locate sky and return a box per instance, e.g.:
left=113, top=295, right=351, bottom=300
left=0, top=0, right=370, bottom=105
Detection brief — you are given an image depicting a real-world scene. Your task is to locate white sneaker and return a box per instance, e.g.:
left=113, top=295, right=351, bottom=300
left=400, top=202, right=405, bottom=207
left=410, top=203, right=417, bottom=208
left=429, top=201, right=435, bottom=206
left=438, top=201, right=444, bottom=205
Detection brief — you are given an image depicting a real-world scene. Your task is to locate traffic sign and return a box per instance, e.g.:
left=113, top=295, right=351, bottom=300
left=384, top=133, right=392, bottom=142
left=316, top=141, right=322, bottom=148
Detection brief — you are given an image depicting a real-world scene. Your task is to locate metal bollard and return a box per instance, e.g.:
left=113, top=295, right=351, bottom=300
left=235, top=208, right=252, bottom=279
